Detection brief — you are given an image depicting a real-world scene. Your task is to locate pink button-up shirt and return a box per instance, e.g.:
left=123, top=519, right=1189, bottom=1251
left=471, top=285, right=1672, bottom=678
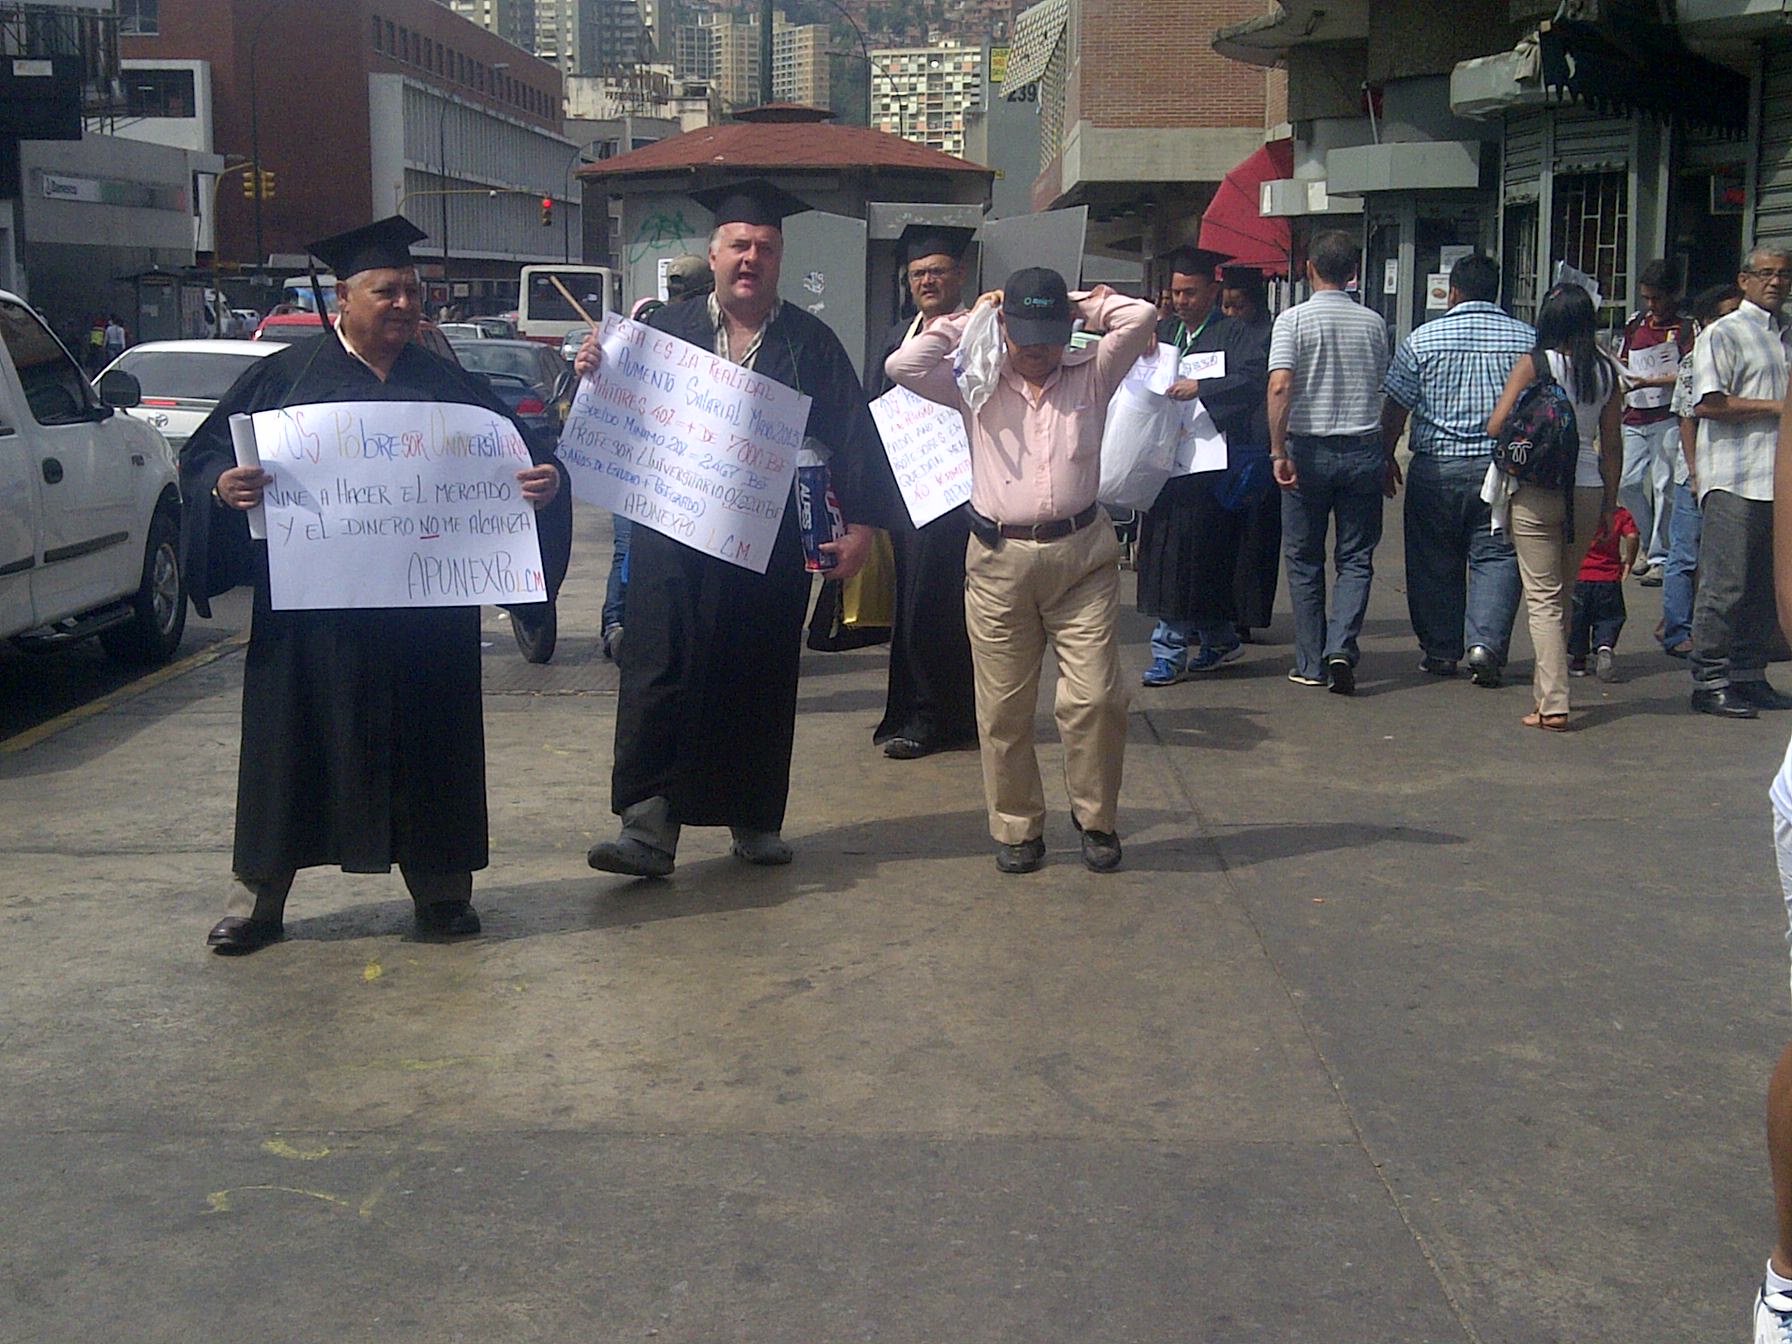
left=884, top=286, right=1158, bottom=526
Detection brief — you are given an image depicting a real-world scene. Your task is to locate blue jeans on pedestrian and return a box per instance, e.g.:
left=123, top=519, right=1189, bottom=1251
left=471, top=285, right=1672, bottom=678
left=1149, top=618, right=1238, bottom=664
left=1281, top=433, right=1386, bottom=680
left=1568, top=579, right=1626, bottom=656
left=1620, top=419, right=1675, bottom=566
left=602, top=513, right=632, bottom=632
left=1403, top=452, right=1522, bottom=665
left=1661, top=479, right=1700, bottom=650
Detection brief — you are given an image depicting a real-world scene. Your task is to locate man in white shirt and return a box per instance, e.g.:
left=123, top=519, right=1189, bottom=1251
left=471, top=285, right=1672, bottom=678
left=1687, top=245, right=1792, bottom=718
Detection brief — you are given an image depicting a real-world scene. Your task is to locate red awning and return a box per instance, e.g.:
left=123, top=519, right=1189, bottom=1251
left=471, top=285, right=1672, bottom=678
left=1198, top=138, right=1294, bottom=272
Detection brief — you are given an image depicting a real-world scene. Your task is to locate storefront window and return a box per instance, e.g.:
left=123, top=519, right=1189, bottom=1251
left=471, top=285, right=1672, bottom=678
left=1503, top=202, right=1540, bottom=325
left=1551, top=171, right=1629, bottom=324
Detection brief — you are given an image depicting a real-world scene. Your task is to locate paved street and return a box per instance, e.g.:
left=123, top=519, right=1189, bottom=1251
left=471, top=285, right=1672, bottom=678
left=1, top=501, right=1786, bottom=1343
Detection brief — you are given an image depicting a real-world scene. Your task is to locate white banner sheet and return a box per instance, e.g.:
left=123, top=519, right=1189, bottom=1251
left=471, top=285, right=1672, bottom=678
left=245, top=401, right=546, bottom=611
left=869, top=385, right=974, bottom=528
left=556, top=313, right=809, bottom=574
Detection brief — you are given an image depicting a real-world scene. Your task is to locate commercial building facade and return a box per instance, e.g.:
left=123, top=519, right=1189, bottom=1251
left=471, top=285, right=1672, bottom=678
left=1003, top=0, right=1278, bottom=277
left=121, top=0, right=578, bottom=309
left=1209, top=0, right=1754, bottom=337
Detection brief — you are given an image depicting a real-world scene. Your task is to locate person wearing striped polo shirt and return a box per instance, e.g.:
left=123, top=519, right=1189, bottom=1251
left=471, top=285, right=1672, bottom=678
left=1267, top=229, right=1394, bottom=694
left=1381, top=254, right=1534, bottom=687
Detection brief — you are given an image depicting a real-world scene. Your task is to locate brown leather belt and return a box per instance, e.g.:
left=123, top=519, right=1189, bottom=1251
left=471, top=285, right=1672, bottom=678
left=988, top=503, right=1101, bottom=542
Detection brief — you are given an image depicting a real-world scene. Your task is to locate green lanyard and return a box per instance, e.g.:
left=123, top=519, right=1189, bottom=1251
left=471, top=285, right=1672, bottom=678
left=1175, top=310, right=1215, bottom=357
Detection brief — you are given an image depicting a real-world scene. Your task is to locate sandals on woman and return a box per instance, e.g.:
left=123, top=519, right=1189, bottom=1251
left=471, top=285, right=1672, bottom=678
left=1522, top=710, right=1570, bottom=733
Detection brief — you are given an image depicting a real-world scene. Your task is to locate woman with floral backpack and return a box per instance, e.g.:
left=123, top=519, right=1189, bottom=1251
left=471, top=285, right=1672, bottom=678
left=1486, top=283, right=1623, bottom=731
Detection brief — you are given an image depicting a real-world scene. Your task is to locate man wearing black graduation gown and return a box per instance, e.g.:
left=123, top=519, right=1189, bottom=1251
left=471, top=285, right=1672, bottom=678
left=581, top=180, right=893, bottom=878
left=183, top=218, right=562, bottom=954
left=1136, top=247, right=1269, bottom=685
left=1218, top=267, right=1280, bottom=633
left=864, top=224, right=978, bottom=759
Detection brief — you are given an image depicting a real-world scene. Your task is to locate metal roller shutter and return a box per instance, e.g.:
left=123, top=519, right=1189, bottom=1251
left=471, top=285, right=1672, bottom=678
left=1757, top=40, right=1792, bottom=249
left=1550, top=107, right=1634, bottom=174
left=1504, top=111, right=1545, bottom=205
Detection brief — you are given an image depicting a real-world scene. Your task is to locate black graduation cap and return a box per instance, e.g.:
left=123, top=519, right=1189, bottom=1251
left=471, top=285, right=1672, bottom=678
left=900, top=224, right=976, bottom=265
left=691, top=178, right=811, bottom=230
left=1166, top=246, right=1231, bottom=280
left=306, top=215, right=427, bottom=278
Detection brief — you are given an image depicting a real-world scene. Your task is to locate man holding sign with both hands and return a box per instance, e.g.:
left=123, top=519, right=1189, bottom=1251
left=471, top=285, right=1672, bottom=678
left=183, top=217, right=562, bottom=954
left=575, top=180, right=896, bottom=879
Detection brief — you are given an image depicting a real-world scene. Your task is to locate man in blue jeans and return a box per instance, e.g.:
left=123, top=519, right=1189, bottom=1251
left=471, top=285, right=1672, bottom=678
left=1381, top=254, right=1532, bottom=687
left=1267, top=230, right=1394, bottom=695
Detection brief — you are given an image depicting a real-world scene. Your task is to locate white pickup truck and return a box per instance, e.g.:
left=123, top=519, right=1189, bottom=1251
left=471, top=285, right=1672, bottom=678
left=0, top=289, right=187, bottom=666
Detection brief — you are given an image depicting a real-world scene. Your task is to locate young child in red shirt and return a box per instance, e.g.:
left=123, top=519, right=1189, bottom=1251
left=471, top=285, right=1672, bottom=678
left=1569, top=505, right=1641, bottom=682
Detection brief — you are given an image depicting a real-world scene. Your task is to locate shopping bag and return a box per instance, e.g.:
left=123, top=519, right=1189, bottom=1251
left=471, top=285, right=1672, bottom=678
left=1097, top=344, right=1185, bottom=511
left=952, top=304, right=1005, bottom=414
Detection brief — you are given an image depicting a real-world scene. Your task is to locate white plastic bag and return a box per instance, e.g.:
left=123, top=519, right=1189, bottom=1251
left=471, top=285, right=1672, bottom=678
left=952, top=303, right=1006, bottom=414
left=1097, top=346, right=1185, bottom=510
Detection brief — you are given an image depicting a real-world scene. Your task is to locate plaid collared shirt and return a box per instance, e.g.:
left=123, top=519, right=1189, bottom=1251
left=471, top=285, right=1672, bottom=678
left=1689, top=299, right=1790, bottom=504
left=1383, top=301, right=1536, bottom=458
left=708, top=292, right=783, bottom=369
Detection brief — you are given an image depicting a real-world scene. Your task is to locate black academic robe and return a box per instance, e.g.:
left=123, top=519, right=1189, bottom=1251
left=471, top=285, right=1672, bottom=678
left=1227, top=313, right=1281, bottom=630
left=1136, top=311, right=1270, bottom=625
left=612, top=300, right=895, bottom=831
left=180, top=334, right=555, bottom=879
left=863, top=314, right=976, bottom=748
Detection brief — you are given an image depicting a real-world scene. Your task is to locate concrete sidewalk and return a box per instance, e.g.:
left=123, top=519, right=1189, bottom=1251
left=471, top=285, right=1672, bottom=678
left=0, top=502, right=1785, bottom=1342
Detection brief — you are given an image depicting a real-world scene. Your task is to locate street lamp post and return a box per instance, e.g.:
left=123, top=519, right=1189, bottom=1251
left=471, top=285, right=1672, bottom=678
left=809, top=0, right=873, bottom=127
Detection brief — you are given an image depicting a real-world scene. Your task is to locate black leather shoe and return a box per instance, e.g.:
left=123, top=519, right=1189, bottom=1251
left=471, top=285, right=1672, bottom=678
left=1735, top=681, right=1792, bottom=711
left=415, top=901, right=482, bottom=938
left=1080, top=829, right=1123, bottom=873
left=995, top=837, right=1046, bottom=874
left=207, top=916, right=284, bottom=955
left=1465, top=645, right=1502, bottom=688
left=882, top=736, right=930, bottom=760
left=1691, top=687, right=1759, bottom=719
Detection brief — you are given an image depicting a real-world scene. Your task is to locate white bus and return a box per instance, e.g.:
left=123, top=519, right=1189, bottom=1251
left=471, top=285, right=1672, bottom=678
left=518, top=265, right=616, bottom=344
left=281, top=275, right=340, bottom=315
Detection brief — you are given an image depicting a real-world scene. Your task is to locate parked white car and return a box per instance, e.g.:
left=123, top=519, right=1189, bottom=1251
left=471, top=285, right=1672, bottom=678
left=0, top=289, right=188, bottom=665
left=101, top=339, right=284, bottom=452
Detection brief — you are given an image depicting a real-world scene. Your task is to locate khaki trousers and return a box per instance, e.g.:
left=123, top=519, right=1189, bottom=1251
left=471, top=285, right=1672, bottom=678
left=963, top=519, right=1127, bottom=844
left=1509, top=484, right=1604, bottom=717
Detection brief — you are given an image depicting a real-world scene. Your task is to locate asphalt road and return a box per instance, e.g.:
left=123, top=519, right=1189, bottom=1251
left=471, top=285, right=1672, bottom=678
left=1, top=500, right=1786, bottom=1343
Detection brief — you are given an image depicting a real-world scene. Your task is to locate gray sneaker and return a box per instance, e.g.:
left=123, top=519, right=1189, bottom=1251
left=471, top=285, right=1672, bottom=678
left=1594, top=646, right=1616, bottom=682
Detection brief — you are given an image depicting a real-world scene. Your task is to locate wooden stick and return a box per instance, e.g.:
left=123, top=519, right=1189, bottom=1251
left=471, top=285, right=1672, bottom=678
left=547, top=273, right=597, bottom=327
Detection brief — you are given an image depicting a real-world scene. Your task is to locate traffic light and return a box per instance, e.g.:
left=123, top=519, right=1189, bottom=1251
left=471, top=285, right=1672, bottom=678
left=541, top=196, right=553, bottom=227
left=260, top=170, right=276, bottom=201
left=241, top=167, right=257, bottom=200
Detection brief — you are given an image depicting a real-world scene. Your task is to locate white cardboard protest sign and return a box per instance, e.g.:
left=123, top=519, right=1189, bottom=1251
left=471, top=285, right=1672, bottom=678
left=869, top=385, right=973, bottom=528
left=244, top=401, right=546, bottom=611
left=1625, top=340, right=1679, bottom=410
left=1177, top=349, right=1227, bottom=381
left=556, top=313, right=809, bottom=574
